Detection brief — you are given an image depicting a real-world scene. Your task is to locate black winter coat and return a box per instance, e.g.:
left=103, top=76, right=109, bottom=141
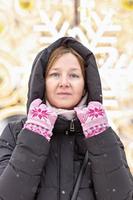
left=0, top=37, right=133, bottom=200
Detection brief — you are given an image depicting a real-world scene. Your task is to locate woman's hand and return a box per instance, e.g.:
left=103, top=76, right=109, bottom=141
left=74, top=101, right=109, bottom=138
left=23, top=98, right=57, bottom=141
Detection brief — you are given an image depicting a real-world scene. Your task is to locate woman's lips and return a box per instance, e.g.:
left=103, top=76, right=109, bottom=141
left=57, top=92, right=72, bottom=96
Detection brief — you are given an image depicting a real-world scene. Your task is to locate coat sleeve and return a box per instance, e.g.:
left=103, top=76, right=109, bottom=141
left=0, top=123, right=50, bottom=200
left=85, top=127, right=133, bottom=200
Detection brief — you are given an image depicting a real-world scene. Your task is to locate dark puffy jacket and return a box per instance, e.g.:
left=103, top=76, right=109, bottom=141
left=0, top=37, right=132, bottom=200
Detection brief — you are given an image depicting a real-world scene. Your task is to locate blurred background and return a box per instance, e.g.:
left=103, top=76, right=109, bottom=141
left=0, top=0, right=133, bottom=173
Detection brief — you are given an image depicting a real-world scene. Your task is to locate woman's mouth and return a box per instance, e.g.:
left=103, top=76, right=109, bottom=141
left=57, top=92, right=72, bottom=96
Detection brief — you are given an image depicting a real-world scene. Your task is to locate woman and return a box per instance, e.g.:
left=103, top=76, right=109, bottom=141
left=0, top=37, right=132, bottom=200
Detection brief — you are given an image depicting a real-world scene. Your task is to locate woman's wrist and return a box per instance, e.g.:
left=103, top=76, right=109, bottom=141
left=23, top=123, right=52, bottom=141
left=84, top=125, right=109, bottom=138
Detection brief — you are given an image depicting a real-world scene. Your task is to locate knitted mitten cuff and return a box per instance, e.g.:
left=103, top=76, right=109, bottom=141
left=84, top=124, right=108, bottom=138
left=23, top=123, right=52, bottom=141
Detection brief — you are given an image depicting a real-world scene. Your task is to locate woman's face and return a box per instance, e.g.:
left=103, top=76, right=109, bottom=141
left=45, top=53, right=85, bottom=109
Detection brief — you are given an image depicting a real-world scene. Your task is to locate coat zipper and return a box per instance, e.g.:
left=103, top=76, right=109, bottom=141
left=70, top=119, right=75, bottom=132
left=57, top=119, right=75, bottom=200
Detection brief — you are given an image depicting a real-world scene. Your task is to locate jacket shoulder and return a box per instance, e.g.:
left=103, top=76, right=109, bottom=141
left=0, top=118, right=26, bottom=147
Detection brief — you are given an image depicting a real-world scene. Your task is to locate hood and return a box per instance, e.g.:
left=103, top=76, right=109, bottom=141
left=27, top=37, right=102, bottom=113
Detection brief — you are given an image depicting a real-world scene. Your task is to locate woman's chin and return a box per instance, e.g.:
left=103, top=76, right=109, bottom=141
left=52, top=102, right=75, bottom=110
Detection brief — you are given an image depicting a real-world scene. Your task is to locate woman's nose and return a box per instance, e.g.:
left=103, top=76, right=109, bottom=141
left=58, top=76, right=70, bottom=87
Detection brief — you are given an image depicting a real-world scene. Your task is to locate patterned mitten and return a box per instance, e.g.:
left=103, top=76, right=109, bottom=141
left=74, top=101, right=109, bottom=138
left=23, top=98, right=57, bottom=141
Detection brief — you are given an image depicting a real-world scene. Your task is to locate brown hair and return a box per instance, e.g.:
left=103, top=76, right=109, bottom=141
left=45, top=46, right=85, bottom=78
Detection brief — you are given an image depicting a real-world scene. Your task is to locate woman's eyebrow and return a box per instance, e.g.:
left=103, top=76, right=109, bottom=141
left=69, top=68, right=81, bottom=72
left=50, top=68, right=60, bottom=71
left=50, top=67, right=80, bottom=71
left=70, top=68, right=80, bottom=71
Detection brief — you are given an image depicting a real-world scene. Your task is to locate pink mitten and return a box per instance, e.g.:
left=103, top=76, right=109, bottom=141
left=23, top=98, right=57, bottom=141
left=74, top=101, right=109, bottom=138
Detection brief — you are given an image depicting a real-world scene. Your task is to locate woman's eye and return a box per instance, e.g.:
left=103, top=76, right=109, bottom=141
left=70, top=74, right=79, bottom=78
left=50, top=73, right=59, bottom=77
